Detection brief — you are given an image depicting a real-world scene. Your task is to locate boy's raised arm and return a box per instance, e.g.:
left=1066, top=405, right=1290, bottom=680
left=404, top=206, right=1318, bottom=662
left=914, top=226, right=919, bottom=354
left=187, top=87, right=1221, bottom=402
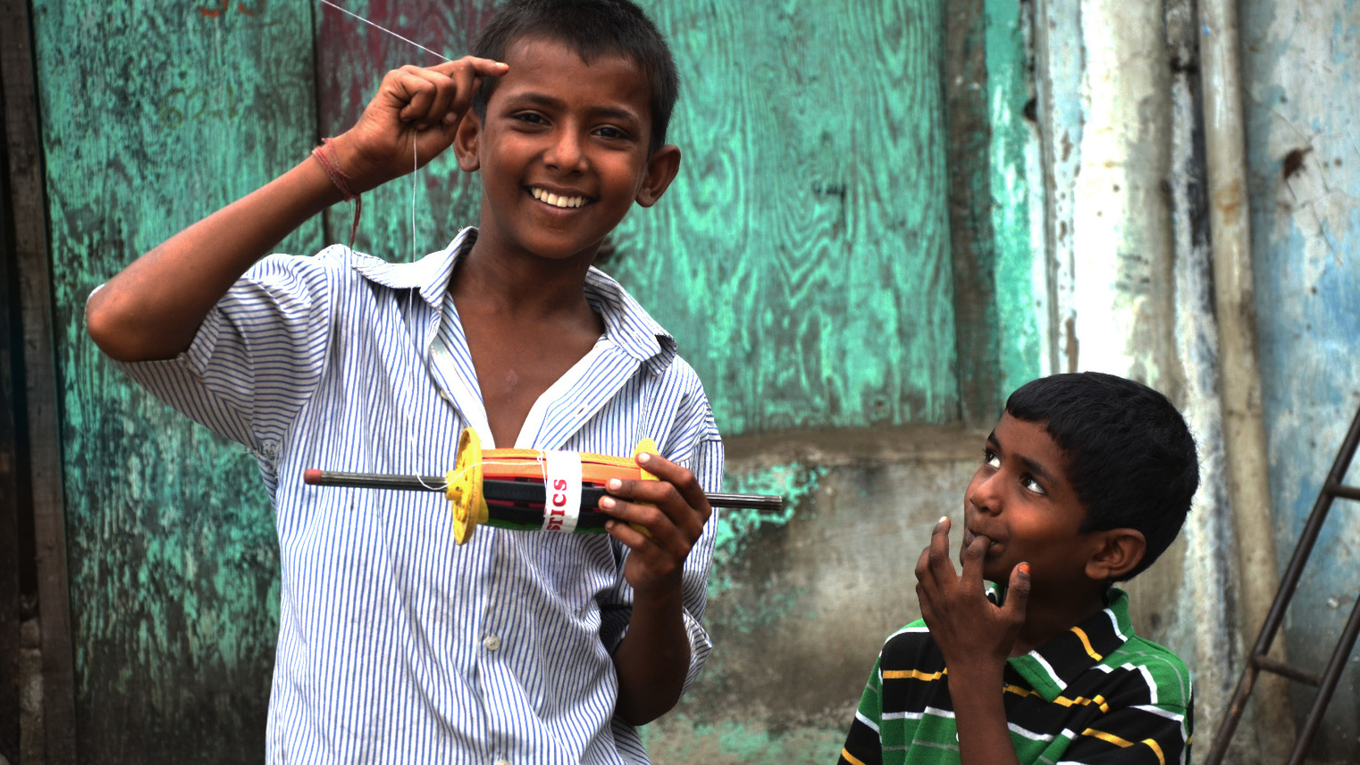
left=86, top=57, right=506, bottom=362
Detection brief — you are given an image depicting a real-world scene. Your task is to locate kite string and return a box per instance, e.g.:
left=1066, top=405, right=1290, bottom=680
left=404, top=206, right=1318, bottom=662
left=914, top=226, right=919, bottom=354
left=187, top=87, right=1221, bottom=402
left=318, top=0, right=451, bottom=258
left=318, top=0, right=450, bottom=62
left=413, top=132, right=419, bottom=262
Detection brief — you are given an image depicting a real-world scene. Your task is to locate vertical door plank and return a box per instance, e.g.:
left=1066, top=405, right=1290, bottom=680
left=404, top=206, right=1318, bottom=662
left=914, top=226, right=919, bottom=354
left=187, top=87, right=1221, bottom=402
left=1, top=0, right=77, bottom=759
left=28, top=0, right=319, bottom=759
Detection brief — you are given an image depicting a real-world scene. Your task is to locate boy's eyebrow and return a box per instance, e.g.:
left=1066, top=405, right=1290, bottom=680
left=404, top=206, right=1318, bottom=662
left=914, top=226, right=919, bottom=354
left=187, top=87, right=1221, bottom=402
left=988, top=431, right=1060, bottom=487
left=1019, top=455, right=1058, bottom=487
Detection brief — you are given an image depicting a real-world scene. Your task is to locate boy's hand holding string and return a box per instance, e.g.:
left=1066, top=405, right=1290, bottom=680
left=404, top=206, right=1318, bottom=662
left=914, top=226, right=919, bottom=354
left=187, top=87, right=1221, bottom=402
left=915, top=517, right=1031, bottom=765
left=333, top=58, right=508, bottom=192
left=86, top=58, right=506, bottom=362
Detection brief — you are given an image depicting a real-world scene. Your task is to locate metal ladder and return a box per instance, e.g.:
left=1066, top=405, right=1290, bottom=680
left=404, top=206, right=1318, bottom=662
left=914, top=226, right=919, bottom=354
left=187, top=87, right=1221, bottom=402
left=1205, top=405, right=1360, bottom=764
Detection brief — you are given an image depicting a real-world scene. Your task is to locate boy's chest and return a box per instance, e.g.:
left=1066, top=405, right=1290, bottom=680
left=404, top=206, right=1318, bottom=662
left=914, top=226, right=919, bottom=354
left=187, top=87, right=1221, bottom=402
left=460, top=316, right=603, bottom=448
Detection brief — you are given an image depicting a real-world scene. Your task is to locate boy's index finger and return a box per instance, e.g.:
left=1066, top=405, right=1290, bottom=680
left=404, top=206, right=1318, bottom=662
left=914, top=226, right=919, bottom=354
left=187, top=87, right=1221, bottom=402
left=429, top=56, right=508, bottom=78
left=926, top=516, right=957, bottom=578
left=633, top=452, right=712, bottom=522
left=959, top=532, right=990, bottom=588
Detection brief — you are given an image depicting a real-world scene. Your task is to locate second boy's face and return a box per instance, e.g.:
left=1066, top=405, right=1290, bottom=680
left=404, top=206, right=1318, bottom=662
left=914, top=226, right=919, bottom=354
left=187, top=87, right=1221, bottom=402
left=962, top=413, right=1102, bottom=590
left=456, top=36, right=678, bottom=264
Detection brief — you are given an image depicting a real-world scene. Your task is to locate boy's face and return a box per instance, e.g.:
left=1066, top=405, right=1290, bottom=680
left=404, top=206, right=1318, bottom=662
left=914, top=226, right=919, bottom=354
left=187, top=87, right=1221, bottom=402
left=962, top=413, right=1103, bottom=590
left=455, top=35, right=679, bottom=264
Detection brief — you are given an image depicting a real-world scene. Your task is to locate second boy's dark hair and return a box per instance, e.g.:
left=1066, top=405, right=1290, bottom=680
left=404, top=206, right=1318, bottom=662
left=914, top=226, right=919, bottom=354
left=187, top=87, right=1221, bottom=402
left=1005, top=372, right=1199, bottom=580
left=470, top=0, right=680, bottom=155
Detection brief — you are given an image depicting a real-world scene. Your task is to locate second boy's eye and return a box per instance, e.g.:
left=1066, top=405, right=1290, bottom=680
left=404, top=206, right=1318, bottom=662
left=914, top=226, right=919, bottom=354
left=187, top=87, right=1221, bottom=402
left=1022, top=475, right=1047, bottom=496
left=982, top=448, right=1001, bottom=469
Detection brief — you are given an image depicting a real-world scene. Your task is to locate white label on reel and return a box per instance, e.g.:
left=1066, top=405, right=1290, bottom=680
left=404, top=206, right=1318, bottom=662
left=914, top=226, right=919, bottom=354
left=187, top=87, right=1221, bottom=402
left=542, top=451, right=583, bottom=533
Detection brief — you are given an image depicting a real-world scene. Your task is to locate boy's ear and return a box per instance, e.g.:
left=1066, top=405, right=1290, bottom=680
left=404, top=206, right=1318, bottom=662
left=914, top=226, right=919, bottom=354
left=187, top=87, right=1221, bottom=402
left=634, top=144, right=681, bottom=207
left=453, top=111, right=482, bottom=172
left=1084, top=529, right=1147, bottom=581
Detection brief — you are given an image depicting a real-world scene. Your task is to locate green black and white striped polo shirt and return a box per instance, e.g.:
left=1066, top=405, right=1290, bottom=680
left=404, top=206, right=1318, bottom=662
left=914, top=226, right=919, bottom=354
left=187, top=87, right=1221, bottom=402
left=839, top=587, right=1192, bottom=765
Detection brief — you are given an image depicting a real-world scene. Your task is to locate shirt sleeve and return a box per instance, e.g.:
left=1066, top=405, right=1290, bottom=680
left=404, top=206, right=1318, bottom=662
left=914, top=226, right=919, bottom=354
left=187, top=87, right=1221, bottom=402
left=101, top=251, right=337, bottom=457
left=599, top=380, right=723, bottom=696
left=839, top=654, right=885, bottom=765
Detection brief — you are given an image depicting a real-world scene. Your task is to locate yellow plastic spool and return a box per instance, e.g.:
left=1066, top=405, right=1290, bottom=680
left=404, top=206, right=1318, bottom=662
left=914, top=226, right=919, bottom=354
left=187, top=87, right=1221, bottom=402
left=447, top=428, right=488, bottom=545
left=630, top=438, right=659, bottom=538
left=445, top=430, right=661, bottom=544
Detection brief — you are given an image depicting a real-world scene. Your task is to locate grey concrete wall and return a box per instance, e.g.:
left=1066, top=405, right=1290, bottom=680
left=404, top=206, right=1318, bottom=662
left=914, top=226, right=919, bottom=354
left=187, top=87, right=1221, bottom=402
left=1242, top=0, right=1360, bottom=759
left=644, top=429, right=984, bottom=762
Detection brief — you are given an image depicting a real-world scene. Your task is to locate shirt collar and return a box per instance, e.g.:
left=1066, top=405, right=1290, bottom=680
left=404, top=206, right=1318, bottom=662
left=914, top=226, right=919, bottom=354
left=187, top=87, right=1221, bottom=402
left=347, top=227, right=677, bottom=374
left=998, top=586, right=1134, bottom=700
left=347, top=227, right=472, bottom=307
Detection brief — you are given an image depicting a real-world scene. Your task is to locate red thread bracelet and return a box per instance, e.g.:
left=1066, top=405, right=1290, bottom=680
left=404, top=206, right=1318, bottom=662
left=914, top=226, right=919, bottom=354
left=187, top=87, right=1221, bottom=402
left=311, top=137, right=363, bottom=246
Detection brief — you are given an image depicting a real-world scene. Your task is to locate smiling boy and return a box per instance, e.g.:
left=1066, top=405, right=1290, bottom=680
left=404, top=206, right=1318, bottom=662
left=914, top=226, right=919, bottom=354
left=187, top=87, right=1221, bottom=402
left=86, top=1, right=720, bottom=762
left=838, top=372, right=1198, bottom=765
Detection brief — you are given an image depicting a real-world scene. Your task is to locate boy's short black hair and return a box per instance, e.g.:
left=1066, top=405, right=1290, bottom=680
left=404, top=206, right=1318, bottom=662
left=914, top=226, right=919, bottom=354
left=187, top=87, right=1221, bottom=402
left=1005, top=372, right=1199, bottom=580
left=470, top=0, right=680, bottom=155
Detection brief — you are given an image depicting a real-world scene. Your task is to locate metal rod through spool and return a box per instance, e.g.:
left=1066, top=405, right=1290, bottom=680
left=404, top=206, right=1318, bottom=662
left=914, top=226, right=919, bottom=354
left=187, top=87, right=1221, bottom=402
left=303, top=469, right=785, bottom=512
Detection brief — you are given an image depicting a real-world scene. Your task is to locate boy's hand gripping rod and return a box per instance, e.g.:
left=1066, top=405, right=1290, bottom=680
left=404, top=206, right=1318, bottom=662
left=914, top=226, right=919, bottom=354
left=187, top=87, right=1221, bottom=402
left=304, top=428, right=783, bottom=544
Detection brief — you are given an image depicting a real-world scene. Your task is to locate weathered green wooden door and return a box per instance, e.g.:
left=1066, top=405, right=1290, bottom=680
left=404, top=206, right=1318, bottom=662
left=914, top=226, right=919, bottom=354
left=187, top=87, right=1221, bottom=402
left=30, top=0, right=319, bottom=759
left=29, top=0, right=994, bottom=760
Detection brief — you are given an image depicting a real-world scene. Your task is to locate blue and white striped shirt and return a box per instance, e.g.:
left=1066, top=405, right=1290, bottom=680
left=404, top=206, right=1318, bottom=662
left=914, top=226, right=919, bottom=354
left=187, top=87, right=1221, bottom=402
left=110, top=227, right=723, bottom=764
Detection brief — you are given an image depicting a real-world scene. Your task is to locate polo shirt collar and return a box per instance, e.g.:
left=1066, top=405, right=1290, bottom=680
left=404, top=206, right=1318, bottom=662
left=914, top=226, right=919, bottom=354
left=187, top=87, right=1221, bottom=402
left=1002, top=586, right=1134, bottom=700
left=347, top=227, right=678, bottom=374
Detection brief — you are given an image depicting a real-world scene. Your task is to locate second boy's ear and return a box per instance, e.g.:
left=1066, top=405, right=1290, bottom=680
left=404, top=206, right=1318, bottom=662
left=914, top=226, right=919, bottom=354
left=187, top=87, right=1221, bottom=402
left=453, top=111, right=482, bottom=172
left=634, top=144, right=681, bottom=207
left=1084, top=529, right=1147, bottom=582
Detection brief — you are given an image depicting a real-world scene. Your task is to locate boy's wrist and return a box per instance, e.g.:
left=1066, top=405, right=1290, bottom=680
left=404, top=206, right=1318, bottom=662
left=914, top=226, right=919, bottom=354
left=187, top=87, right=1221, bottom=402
left=945, top=659, right=1007, bottom=702
left=629, top=570, right=685, bottom=609
left=311, top=138, right=359, bottom=201
left=322, top=133, right=382, bottom=194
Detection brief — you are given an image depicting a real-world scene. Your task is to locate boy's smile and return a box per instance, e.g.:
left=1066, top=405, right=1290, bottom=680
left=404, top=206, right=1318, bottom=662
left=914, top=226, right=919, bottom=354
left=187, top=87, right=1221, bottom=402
left=455, top=36, right=680, bottom=265
left=962, top=413, right=1101, bottom=591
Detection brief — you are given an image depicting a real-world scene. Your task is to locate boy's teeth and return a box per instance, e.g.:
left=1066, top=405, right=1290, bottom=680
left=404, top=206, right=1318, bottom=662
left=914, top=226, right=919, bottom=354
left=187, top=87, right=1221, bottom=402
left=532, top=188, right=586, bottom=208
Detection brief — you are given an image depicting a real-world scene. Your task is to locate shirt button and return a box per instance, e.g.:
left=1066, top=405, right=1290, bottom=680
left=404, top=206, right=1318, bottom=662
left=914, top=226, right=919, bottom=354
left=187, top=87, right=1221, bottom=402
left=494, top=759, right=510, bottom=765
left=483, top=634, right=502, bottom=652
left=438, top=389, right=454, bottom=405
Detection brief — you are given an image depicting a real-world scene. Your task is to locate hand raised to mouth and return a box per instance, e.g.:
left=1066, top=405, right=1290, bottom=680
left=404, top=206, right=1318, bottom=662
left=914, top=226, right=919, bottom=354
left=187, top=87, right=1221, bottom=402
left=914, top=516, right=1030, bottom=668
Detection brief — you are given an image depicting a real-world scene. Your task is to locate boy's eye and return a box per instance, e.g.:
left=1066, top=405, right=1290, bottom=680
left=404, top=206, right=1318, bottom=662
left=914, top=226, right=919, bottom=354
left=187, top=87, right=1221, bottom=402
left=594, top=125, right=630, bottom=141
left=982, top=448, right=1000, bottom=468
left=513, top=112, right=548, bottom=126
left=1022, top=475, right=1047, bottom=495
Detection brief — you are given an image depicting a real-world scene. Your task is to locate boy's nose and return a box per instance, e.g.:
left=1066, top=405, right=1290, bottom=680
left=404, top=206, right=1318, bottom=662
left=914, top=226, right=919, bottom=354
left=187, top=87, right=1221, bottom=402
left=966, top=472, right=1003, bottom=515
left=544, top=130, right=587, bottom=171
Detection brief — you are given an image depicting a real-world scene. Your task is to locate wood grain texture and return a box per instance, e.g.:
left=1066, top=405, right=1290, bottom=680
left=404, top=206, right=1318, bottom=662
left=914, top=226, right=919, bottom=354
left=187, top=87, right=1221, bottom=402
left=606, top=0, right=958, bottom=435
left=1, top=149, right=23, bottom=765
left=3, top=0, right=78, bottom=759
left=944, top=0, right=1000, bottom=427
left=29, top=0, right=320, bottom=760
left=983, top=0, right=1041, bottom=400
